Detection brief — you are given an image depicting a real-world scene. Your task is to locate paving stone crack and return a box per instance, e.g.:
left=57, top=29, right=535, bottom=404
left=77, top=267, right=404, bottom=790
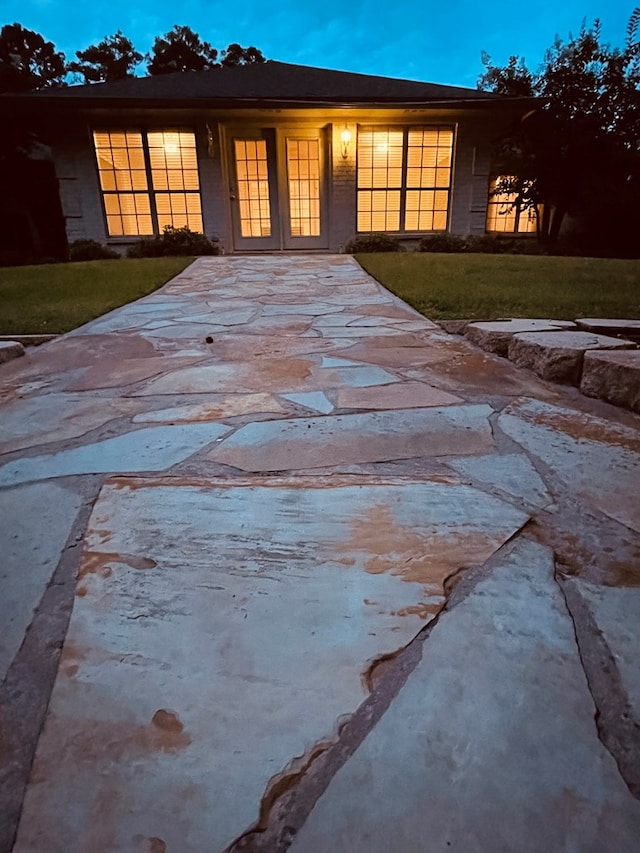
left=557, top=575, right=640, bottom=800
left=0, top=475, right=103, bottom=853
left=223, top=533, right=531, bottom=853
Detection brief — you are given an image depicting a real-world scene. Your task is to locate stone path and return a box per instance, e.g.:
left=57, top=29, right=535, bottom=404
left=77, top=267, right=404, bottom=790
left=1, top=255, right=639, bottom=852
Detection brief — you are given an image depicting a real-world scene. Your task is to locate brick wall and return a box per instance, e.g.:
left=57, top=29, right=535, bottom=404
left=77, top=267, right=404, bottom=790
left=329, top=122, right=357, bottom=251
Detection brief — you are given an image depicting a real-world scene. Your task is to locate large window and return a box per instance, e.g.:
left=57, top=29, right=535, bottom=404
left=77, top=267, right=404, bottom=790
left=357, top=126, right=454, bottom=233
left=486, top=177, right=538, bottom=234
left=93, top=130, right=204, bottom=237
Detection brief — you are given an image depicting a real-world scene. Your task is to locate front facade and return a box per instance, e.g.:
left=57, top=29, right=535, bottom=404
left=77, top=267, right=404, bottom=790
left=6, top=62, right=534, bottom=254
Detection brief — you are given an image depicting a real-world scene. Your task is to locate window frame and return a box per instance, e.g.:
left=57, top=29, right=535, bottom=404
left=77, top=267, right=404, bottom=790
left=92, top=126, right=204, bottom=240
left=356, top=124, right=456, bottom=235
left=485, top=176, right=540, bottom=236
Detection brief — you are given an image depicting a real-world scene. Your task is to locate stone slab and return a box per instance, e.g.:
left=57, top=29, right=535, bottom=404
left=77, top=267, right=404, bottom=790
left=0, top=340, right=25, bottom=364
left=0, top=394, right=141, bottom=455
left=291, top=539, right=640, bottom=853
left=570, top=579, right=640, bottom=718
left=447, top=452, right=553, bottom=509
left=466, top=319, right=575, bottom=356
left=131, top=394, right=286, bottom=424
left=0, top=423, right=231, bottom=487
left=0, top=482, right=83, bottom=682
left=336, top=381, right=462, bottom=410
left=281, top=391, right=334, bottom=414
left=208, top=405, right=495, bottom=472
left=130, top=359, right=397, bottom=397
left=0, top=335, right=58, bottom=347
left=499, top=398, right=640, bottom=533
left=508, top=330, right=635, bottom=385
left=580, top=350, right=640, bottom=413
left=14, top=476, right=526, bottom=852
left=576, top=318, right=640, bottom=336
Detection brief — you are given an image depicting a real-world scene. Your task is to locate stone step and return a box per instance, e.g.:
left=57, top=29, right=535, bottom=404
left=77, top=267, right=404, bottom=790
left=580, top=350, right=640, bottom=414
left=508, top=331, right=636, bottom=386
left=0, top=341, right=25, bottom=365
left=575, top=318, right=640, bottom=340
left=465, top=319, right=576, bottom=356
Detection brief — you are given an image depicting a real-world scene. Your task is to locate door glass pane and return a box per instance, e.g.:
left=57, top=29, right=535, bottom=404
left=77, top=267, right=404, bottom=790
left=286, top=137, right=321, bottom=237
left=234, top=139, right=272, bottom=237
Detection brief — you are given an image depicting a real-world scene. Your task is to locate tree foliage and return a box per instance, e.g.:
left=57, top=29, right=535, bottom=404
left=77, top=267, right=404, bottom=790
left=220, top=43, right=265, bottom=67
left=146, top=27, right=265, bottom=74
left=478, top=12, right=640, bottom=254
left=0, top=22, right=66, bottom=93
left=146, top=25, right=219, bottom=74
left=68, top=31, right=142, bottom=83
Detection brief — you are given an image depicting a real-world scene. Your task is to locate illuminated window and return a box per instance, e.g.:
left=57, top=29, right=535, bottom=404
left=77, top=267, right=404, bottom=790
left=357, top=126, right=454, bottom=233
left=234, top=139, right=271, bottom=238
left=486, top=177, right=539, bottom=234
left=287, top=138, right=320, bottom=237
left=93, top=129, right=203, bottom=237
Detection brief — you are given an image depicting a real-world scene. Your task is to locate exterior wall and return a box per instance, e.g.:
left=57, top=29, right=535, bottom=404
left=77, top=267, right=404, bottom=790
left=329, top=122, right=357, bottom=251
left=449, top=116, right=496, bottom=236
left=193, top=121, right=227, bottom=251
left=47, top=108, right=514, bottom=253
left=52, top=122, right=110, bottom=245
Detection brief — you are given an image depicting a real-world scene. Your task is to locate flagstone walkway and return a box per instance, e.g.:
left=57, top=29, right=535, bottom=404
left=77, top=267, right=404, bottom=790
left=1, top=255, right=639, bottom=852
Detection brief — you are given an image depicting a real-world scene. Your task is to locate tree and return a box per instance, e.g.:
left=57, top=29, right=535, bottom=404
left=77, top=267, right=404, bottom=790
left=68, top=31, right=142, bottom=83
left=220, top=43, right=265, bottom=67
left=147, top=25, right=218, bottom=75
left=478, top=11, right=640, bottom=254
left=0, top=22, right=66, bottom=93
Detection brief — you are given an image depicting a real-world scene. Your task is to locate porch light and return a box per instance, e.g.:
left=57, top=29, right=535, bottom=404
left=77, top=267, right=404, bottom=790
left=340, top=127, right=352, bottom=159
left=206, top=123, right=217, bottom=159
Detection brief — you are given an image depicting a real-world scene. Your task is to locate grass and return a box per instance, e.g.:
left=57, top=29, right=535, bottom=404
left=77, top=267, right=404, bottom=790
left=0, top=257, right=194, bottom=335
left=356, top=253, right=640, bottom=320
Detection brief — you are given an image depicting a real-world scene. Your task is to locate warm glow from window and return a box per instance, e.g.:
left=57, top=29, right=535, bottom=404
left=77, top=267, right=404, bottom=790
left=486, top=177, right=539, bottom=234
left=357, top=126, right=453, bottom=233
left=94, top=129, right=203, bottom=237
left=234, top=139, right=272, bottom=238
left=287, top=138, right=321, bottom=237
left=93, top=131, right=152, bottom=236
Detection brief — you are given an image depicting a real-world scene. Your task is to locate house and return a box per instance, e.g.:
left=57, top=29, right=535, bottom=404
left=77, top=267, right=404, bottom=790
left=2, top=62, right=535, bottom=255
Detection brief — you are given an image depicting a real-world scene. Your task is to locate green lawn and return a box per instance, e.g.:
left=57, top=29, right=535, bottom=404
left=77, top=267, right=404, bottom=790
left=0, top=257, right=194, bottom=335
left=357, top=253, right=640, bottom=320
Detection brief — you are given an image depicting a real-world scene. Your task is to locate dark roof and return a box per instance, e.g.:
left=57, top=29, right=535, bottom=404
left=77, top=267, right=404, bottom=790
left=4, top=61, right=529, bottom=109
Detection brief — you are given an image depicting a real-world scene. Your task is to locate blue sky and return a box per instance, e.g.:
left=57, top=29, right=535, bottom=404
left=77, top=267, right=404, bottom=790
left=1, top=0, right=636, bottom=87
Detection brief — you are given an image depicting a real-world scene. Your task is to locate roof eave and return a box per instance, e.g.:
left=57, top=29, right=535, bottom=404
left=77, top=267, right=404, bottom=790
left=1, top=94, right=538, bottom=111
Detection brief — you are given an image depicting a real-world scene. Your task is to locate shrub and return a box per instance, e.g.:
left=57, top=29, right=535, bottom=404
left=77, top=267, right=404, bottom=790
left=345, top=233, right=401, bottom=253
left=69, top=239, right=119, bottom=261
left=126, top=226, right=219, bottom=258
left=417, top=234, right=468, bottom=253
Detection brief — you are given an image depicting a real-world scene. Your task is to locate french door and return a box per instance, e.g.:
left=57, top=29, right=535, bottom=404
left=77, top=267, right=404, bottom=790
left=226, top=126, right=329, bottom=251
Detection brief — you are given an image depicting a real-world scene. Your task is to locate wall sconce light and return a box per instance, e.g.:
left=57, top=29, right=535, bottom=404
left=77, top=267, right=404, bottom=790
left=206, top=123, right=217, bottom=159
left=340, top=127, right=352, bottom=160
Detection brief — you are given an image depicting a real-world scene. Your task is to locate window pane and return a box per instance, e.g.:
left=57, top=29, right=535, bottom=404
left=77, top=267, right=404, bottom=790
left=358, top=125, right=453, bottom=233
left=486, top=176, right=539, bottom=234
left=106, top=215, right=123, bottom=235
left=93, top=130, right=152, bottom=237
left=357, top=190, right=400, bottom=232
left=234, top=138, right=271, bottom=237
left=149, top=130, right=201, bottom=201
left=286, top=137, right=321, bottom=237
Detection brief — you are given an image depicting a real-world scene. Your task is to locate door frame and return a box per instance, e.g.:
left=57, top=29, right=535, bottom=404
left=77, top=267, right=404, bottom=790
left=223, top=123, right=330, bottom=252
